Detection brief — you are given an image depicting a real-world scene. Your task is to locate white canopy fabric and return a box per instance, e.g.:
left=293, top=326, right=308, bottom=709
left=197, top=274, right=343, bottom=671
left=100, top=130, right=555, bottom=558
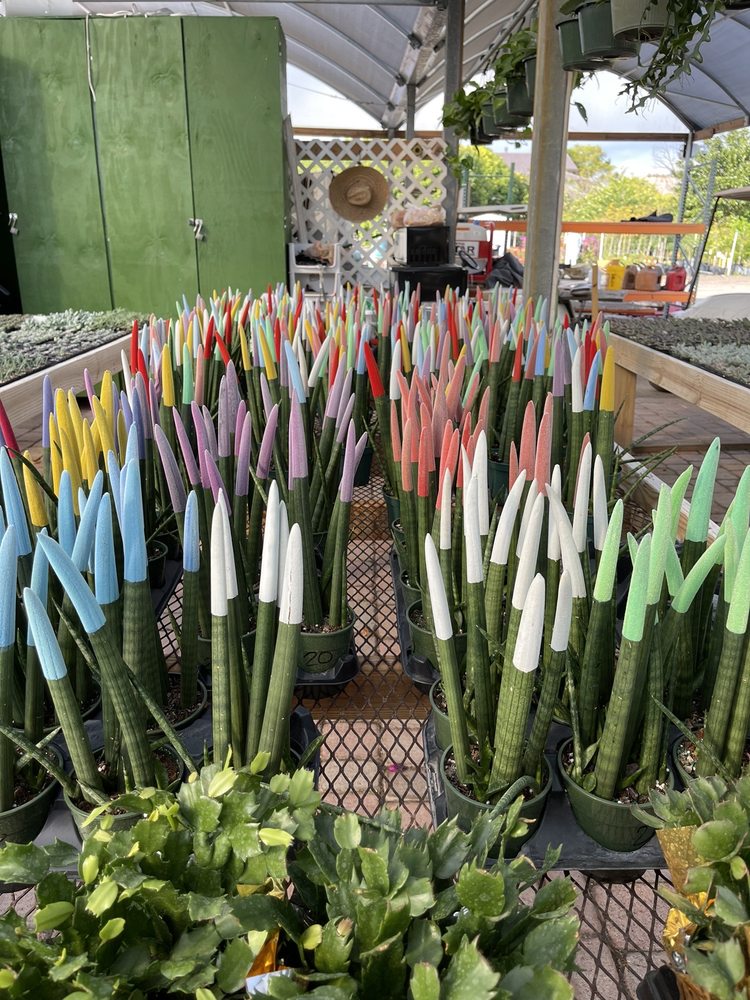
left=3, top=0, right=750, bottom=136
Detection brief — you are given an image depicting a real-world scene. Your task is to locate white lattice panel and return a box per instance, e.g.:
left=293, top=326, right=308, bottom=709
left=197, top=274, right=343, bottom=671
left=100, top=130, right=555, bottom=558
left=294, top=136, right=447, bottom=289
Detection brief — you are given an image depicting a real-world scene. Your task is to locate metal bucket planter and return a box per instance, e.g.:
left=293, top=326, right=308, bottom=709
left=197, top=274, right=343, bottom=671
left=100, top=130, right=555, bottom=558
left=556, top=14, right=602, bottom=70
left=383, top=487, right=400, bottom=526
left=611, top=0, right=669, bottom=40
left=506, top=73, right=533, bottom=118
left=558, top=738, right=670, bottom=852
left=0, top=747, right=63, bottom=844
left=299, top=611, right=355, bottom=675
left=578, top=1, right=641, bottom=60
left=440, top=746, right=552, bottom=857
left=429, top=680, right=451, bottom=752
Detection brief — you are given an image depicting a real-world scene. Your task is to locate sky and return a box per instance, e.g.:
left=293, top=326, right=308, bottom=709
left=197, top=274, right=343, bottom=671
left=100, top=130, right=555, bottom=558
left=287, top=65, right=689, bottom=180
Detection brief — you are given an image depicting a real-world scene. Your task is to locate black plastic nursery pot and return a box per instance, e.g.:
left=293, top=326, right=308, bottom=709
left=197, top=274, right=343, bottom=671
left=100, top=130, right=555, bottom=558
left=440, top=745, right=553, bottom=857
left=556, top=15, right=602, bottom=70
left=400, top=569, right=421, bottom=609
left=523, top=55, right=537, bottom=102
left=407, top=600, right=467, bottom=671
left=383, top=487, right=400, bottom=526
left=299, top=611, right=355, bottom=676
left=148, top=676, right=209, bottom=735
left=611, top=0, right=669, bottom=40
left=558, top=738, right=670, bottom=853
left=429, top=681, right=451, bottom=752
left=64, top=746, right=185, bottom=842
left=506, top=73, right=533, bottom=118
left=488, top=458, right=509, bottom=500
left=578, top=1, right=641, bottom=60
left=147, top=538, right=169, bottom=589
left=353, top=444, right=374, bottom=487
left=197, top=628, right=255, bottom=671
left=390, top=519, right=406, bottom=566
left=480, top=103, right=504, bottom=138
left=491, top=94, right=528, bottom=130
left=0, top=747, right=63, bottom=844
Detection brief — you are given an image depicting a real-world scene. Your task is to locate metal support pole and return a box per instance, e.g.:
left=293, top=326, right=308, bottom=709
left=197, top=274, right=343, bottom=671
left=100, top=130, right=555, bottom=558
left=523, top=0, right=572, bottom=317
left=405, top=82, right=416, bottom=140
left=443, top=0, right=465, bottom=256
left=672, top=134, right=693, bottom=266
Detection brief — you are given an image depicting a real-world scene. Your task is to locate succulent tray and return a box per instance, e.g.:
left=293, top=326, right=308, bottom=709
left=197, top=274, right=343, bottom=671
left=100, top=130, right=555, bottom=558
left=0, top=309, right=138, bottom=387
left=610, top=317, right=750, bottom=389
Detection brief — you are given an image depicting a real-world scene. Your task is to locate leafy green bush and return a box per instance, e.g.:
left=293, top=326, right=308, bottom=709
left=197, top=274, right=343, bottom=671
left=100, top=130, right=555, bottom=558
left=0, top=761, right=579, bottom=999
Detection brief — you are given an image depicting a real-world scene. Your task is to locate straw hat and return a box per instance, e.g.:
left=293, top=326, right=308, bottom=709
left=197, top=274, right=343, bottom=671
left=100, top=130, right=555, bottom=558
left=329, top=166, right=388, bottom=223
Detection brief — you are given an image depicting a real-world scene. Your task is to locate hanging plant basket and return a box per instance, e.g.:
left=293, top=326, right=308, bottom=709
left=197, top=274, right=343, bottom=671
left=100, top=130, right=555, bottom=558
left=611, top=0, right=670, bottom=41
left=480, top=103, right=505, bottom=138
left=523, top=55, right=537, bottom=102
left=578, top=1, right=641, bottom=61
left=556, top=14, right=603, bottom=71
left=506, top=73, right=534, bottom=118
left=490, top=92, right=529, bottom=130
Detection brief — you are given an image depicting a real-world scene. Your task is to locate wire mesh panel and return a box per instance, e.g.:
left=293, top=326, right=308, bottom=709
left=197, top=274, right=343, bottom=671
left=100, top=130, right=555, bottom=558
left=295, top=472, right=432, bottom=827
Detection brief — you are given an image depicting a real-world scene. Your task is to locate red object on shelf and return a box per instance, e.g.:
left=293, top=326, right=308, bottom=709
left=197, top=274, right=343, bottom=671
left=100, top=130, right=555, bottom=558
left=664, top=265, right=687, bottom=291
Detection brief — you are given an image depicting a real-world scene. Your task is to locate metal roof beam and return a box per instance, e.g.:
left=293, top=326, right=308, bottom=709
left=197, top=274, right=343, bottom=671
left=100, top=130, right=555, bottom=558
left=285, top=41, right=390, bottom=105
left=282, top=2, right=401, bottom=76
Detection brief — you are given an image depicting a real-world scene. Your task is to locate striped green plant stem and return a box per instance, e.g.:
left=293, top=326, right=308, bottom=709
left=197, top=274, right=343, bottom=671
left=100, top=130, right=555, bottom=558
left=123, top=579, right=165, bottom=707
left=180, top=568, right=199, bottom=709
left=724, top=636, right=750, bottom=778
left=246, top=598, right=277, bottom=762
left=593, top=535, right=651, bottom=801
left=637, top=622, right=664, bottom=793
left=425, top=535, right=470, bottom=785
left=489, top=574, right=545, bottom=794
left=327, top=498, right=350, bottom=629
left=289, top=480, right=324, bottom=627
left=211, top=612, right=230, bottom=765
left=88, top=620, right=156, bottom=788
left=0, top=644, right=14, bottom=812
left=258, top=525, right=303, bottom=774
left=45, top=670, right=104, bottom=801
left=100, top=599, right=122, bottom=770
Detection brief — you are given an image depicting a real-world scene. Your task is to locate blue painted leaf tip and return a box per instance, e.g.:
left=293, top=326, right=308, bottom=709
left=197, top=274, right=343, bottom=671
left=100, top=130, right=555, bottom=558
left=0, top=526, right=17, bottom=648
left=37, top=533, right=105, bottom=634
left=122, top=460, right=147, bottom=583
left=95, top=494, right=119, bottom=605
left=0, top=447, right=31, bottom=556
left=23, top=587, right=67, bottom=681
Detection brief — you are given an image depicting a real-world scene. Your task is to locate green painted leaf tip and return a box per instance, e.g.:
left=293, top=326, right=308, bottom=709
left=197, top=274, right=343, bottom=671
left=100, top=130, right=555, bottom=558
left=686, top=438, right=720, bottom=543
left=647, top=485, right=672, bottom=606
left=727, top=530, right=750, bottom=635
left=731, top=465, right=750, bottom=544
left=622, top=534, right=651, bottom=643
left=670, top=466, right=693, bottom=539
left=673, top=536, right=726, bottom=615
left=592, top=499, right=623, bottom=603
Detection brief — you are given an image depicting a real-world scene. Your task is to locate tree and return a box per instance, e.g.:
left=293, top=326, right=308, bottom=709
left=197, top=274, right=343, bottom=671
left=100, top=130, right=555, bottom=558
left=565, top=172, right=674, bottom=223
left=565, top=144, right=615, bottom=203
left=682, top=129, right=750, bottom=267
left=462, top=146, right=529, bottom=207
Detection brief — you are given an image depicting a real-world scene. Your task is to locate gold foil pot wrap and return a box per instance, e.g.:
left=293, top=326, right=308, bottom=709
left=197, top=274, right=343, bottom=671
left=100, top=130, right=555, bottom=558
left=658, top=826, right=701, bottom=893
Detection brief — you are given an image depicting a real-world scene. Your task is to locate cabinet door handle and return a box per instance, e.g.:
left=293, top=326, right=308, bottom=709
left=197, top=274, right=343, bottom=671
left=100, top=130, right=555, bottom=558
left=188, top=217, right=205, bottom=241
left=8, top=212, right=18, bottom=236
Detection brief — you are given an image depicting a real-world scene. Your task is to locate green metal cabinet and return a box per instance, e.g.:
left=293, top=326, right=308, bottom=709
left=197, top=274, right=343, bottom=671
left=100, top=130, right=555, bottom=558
left=0, top=19, right=112, bottom=313
left=0, top=16, right=289, bottom=315
left=183, top=18, right=289, bottom=298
